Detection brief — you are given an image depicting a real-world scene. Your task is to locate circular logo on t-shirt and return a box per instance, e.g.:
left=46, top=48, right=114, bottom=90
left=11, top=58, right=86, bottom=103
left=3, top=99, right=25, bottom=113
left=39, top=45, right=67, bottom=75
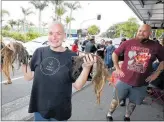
left=40, top=57, right=60, bottom=76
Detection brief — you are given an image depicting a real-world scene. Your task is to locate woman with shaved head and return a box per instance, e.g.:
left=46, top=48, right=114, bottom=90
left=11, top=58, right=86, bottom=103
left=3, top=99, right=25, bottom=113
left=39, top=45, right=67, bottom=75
left=21, top=21, right=96, bottom=121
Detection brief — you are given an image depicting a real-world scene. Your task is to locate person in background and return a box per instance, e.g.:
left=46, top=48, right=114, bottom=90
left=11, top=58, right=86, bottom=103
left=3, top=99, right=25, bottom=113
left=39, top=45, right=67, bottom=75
left=153, top=37, right=159, bottom=43
left=81, top=36, right=89, bottom=51
left=118, top=38, right=127, bottom=62
left=104, top=40, right=115, bottom=70
left=97, top=39, right=106, bottom=59
left=120, top=38, right=126, bottom=45
left=85, top=38, right=97, bottom=54
left=71, top=39, right=79, bottom=53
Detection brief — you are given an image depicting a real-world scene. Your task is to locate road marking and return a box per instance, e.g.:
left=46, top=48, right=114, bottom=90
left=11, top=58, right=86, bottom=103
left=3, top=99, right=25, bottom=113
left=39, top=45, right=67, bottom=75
left=1, top=76, right=24, bottom=84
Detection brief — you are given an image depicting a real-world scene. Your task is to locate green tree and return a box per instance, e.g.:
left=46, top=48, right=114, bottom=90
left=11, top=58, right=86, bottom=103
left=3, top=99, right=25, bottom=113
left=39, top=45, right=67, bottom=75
left=117, top=18, right=139, bottom=38
left=64, top=16, right=75, bottom=38
left=29, top=1, right=48, bottom=33
left=100, top=32, right=107, bottom=37
left=87, top=25, right=100, bottom=35
left=51, top=0, right=64, bottom=21
left=106, top=24, right=118, bottom=38
left=64, top=1, right=81, bottom=38
left=55, top=6, right=67, bottom=22
left=156, top=29, right=164, bottom=39
left=106, top=17, right=140, bottom=38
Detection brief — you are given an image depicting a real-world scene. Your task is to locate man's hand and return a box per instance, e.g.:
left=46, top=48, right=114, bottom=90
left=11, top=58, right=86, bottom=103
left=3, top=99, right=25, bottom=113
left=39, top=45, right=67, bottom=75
left=82, top=54, right=97, bottom=69
left=145, top=72, right=159, bottom=83
left=115, top=68, right=125, bottom=78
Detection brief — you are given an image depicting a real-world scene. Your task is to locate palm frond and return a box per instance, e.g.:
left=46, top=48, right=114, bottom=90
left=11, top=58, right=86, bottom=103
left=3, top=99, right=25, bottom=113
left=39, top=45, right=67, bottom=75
left=64, top=1, right=81, bottom=10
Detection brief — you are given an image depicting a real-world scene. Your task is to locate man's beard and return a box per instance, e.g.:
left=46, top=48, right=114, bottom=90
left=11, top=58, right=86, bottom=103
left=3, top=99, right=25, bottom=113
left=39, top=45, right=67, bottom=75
left=140, top=38, right=149, bottom=44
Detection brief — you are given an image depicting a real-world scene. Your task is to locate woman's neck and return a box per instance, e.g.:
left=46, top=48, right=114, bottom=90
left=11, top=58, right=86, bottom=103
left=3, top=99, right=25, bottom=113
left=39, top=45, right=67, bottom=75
left=50, top=46, right=66, bottom=52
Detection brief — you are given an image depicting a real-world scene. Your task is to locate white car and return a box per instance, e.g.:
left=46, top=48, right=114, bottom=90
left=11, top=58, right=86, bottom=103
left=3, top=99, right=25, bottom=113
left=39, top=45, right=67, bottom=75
left=24, top=36, right=73, bottom=57
left=23, top=36, right=49, bottom=57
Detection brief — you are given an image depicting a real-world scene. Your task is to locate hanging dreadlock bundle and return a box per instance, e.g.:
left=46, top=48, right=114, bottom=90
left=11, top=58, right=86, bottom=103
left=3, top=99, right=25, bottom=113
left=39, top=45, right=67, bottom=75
left=1, top=41, right=29, bottom=84
left=71, top=54, right=110, bottom=104
left=1, top=41, right=14, bottom=84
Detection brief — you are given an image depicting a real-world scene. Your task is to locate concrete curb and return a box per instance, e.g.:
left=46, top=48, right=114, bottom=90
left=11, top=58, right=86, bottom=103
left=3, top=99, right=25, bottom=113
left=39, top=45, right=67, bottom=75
left=2, top=81, right=92, bottom=121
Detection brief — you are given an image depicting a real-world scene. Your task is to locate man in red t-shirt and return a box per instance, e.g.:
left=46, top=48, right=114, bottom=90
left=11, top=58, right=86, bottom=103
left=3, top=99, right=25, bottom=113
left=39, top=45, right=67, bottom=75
left=106, top=24, right=164, bottom=121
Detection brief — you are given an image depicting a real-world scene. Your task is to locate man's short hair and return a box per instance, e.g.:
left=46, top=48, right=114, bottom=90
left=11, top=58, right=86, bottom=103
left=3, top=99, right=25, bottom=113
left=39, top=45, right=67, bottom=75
left=90, top=38, right=95, bottom=42
left=109, top=40, right=113, bottom=44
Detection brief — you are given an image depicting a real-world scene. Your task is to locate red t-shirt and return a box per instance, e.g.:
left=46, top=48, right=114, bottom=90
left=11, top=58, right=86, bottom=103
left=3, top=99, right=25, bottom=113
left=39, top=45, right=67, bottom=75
left=114, top=39, right=164, bottom=86
left=71, top=44, right=78, bottom=52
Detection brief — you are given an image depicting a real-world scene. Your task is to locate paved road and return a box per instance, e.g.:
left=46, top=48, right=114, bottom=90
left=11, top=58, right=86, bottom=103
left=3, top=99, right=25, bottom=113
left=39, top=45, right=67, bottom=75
left=69, top=83, right=164, bottom=121
left=28, top=82, right=164, bottom=121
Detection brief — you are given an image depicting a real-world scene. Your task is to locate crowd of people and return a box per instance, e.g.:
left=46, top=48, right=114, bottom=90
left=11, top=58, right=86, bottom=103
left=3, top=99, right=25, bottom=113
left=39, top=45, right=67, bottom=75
left=5, top=21, right=164, bottom=121
left=70, top=24, right=164, bottom=121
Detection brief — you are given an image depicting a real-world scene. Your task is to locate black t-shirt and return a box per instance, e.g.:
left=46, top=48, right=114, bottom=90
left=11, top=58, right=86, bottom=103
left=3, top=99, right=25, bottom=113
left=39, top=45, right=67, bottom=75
left=96, top=44, right=105, bottom=59
left=28, top=46, right=77, bottom=120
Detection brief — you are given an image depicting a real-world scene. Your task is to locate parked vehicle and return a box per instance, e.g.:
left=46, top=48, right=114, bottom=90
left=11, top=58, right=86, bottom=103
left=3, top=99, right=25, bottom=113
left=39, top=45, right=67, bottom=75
left=23, top=36, right=48, bottom=57
left=23, top=36, right=75, bottom=57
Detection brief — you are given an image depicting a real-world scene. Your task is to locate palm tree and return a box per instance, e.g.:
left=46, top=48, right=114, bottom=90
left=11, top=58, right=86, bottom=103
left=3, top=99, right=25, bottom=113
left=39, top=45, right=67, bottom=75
left=64, top=2, right=81, bottom=38
left=1, top=9, right=10, bottom=22
left=15, top=19, right=23, bottom=31
left=55, top=6, right=67, bottom=22
left=20, top=7, right=34, bottom=32
left=29, top=0, right=48, bottom=33
left=51, top=0, right=63, bottom=20
left=64, top=16, right=75, bottom=38
left=8, top=19, right=17, bottom=30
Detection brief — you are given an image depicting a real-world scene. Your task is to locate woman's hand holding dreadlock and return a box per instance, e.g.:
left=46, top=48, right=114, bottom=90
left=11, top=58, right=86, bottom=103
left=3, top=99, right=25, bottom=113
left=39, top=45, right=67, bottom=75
left=72, top=53, right=97, bottom=91
left=82, top=54, right=97, bottom=69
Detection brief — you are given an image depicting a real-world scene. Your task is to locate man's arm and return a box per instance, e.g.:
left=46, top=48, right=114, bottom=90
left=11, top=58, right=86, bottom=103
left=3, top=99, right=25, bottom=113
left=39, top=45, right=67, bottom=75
left=146, top=61, right=164, bottom=82
left=112, top=52, right=120, bottom=70
left=73, top=54, right=96, bottom=90
left=112, top=42, right=126, bottom=77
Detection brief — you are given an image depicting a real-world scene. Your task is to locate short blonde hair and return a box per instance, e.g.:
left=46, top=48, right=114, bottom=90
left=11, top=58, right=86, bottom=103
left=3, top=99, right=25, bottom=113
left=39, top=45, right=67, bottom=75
left=48, top=21, right=65, bottom=33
